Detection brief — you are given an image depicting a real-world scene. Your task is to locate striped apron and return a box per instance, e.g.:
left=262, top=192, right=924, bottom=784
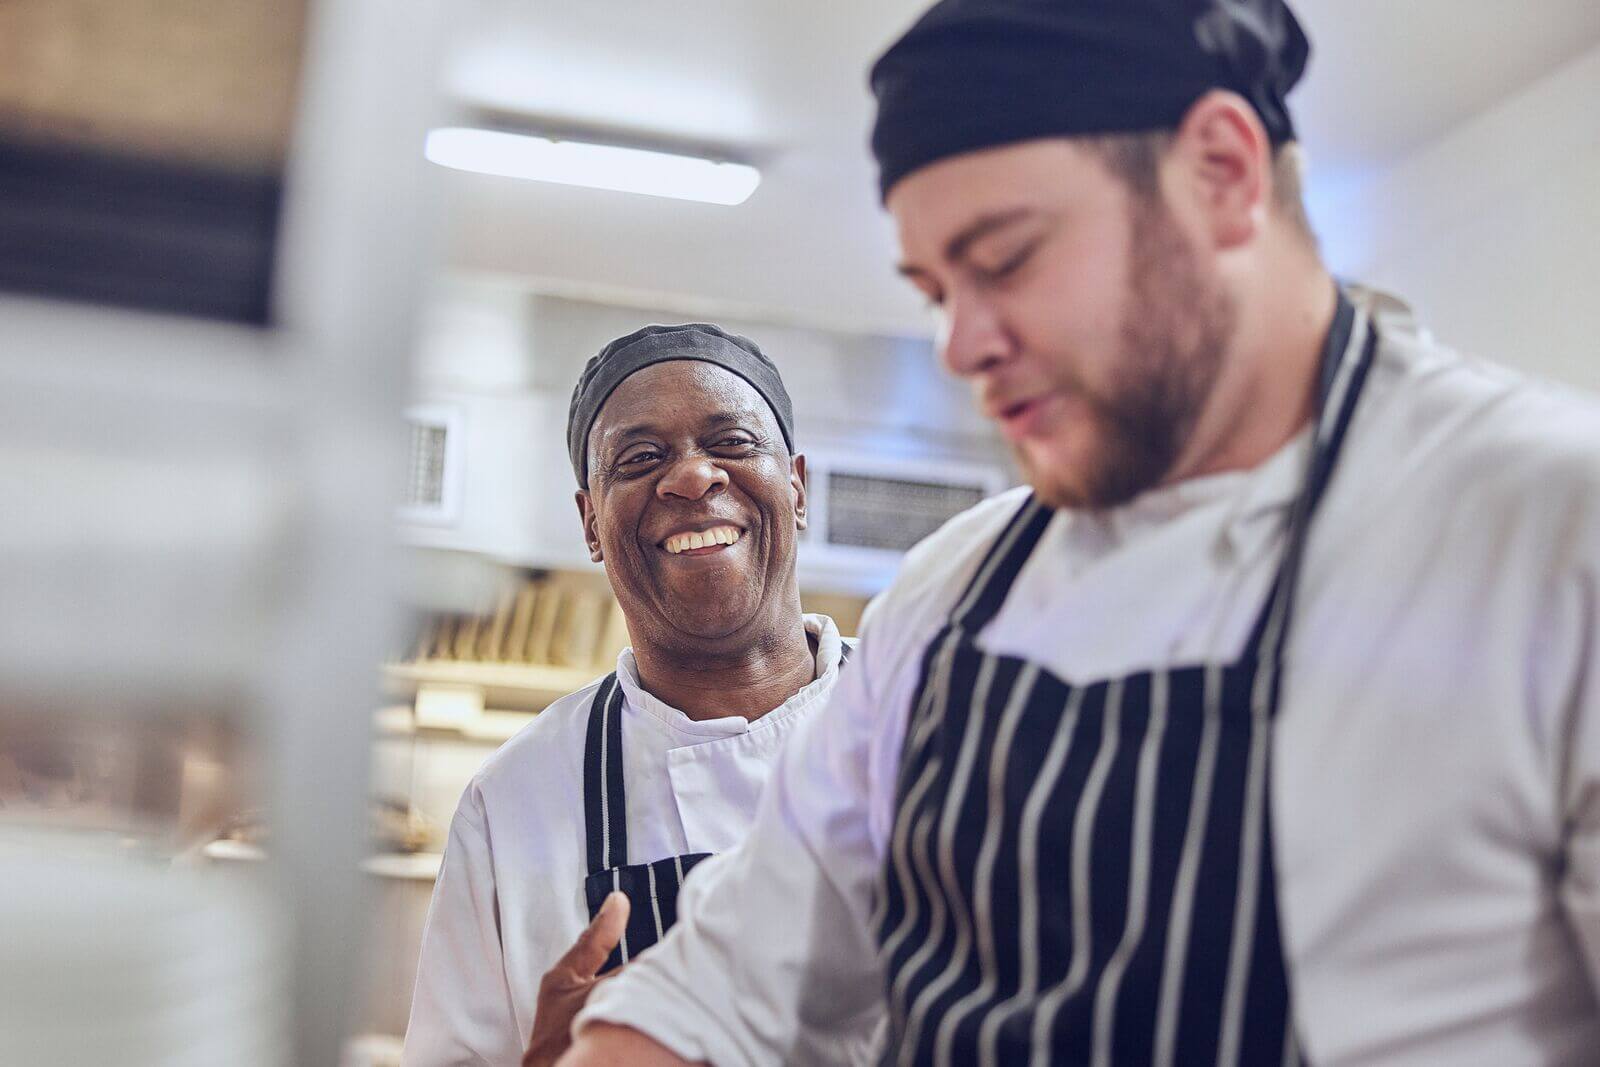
left=580, top=672, right=712, bottom=975
left=582, top=641, right=853, bottom=974
left=875, top=293, right=1375, bottom=1066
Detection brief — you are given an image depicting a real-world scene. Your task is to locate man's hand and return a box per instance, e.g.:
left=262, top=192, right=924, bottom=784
left=523, top=891, right=631, bottom=1067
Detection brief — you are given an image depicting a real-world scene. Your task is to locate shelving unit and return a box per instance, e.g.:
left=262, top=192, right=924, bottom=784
left=363, top=852, right=443, bottom=882
left=381, top=660, right=601, bottom=715
left=374, top=704, right=536, bottom=746
left=201, top=839, right=444, bottom=883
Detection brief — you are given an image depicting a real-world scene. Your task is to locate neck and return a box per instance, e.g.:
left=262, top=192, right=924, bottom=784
left=1170, top=247, right=1337, bottom=483
left=629, top=608, right=816, bottom=723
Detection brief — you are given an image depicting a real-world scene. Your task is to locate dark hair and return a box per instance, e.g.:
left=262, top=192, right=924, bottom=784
left=1082, top=131, right=1316, bottom=244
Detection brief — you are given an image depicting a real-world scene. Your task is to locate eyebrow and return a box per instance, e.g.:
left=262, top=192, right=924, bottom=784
left=896, top=206, right=1039, bottom=278
left=603, top=421, right=664, bottom=446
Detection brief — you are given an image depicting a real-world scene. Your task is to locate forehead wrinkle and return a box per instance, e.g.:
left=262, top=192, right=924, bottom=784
left=700, top=407, right=767, bottom=428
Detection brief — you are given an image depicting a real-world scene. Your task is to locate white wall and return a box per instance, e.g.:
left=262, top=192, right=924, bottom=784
left=1313, top=44, right=1600, bottom=392
left=404, top=277, right=597, bottom=574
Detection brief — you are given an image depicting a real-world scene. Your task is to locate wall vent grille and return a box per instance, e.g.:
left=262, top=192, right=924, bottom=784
left=399, top=404, right=464, bottom=525
left=824, top=471, right=989, bottom=552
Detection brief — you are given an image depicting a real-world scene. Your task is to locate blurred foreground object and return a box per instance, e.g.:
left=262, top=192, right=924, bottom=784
left=0, top=838, right=285, bottom=1067
left=0, top=0, right=306, bottom=322
left=0, top=0, right=447, bottom=1062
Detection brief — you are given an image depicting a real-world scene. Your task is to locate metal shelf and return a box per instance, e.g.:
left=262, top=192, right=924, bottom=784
left=381, top=660, right=600, bottom=714
left=373, top=704, right=537, bottom=745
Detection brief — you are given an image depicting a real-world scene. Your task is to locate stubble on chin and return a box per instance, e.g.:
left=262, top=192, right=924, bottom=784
left=1028, top=197, right=1234, bottom=512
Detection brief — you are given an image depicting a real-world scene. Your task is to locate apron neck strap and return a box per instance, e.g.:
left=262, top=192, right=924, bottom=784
left=949, top=495, right=1056, bottom=634
left=583, top=673, right=628, bottom=876
left=1243, top=289, right=1377, bottom=662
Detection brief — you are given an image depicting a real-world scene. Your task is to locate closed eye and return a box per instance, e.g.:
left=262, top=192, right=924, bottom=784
left=704, top=431, right=761, bottom=452
left=972, top=235, right=1043, bottom=282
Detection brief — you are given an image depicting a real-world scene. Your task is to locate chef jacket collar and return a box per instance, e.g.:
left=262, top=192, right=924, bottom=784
left=1060, top=423, right=1310, bottom=571
left=1215, top=425, right=1313, bottom=564
left=612, top=613, right=844, bottom=740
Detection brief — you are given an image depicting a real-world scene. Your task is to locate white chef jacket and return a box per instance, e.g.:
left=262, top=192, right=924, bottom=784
left=578, top=323, right=1600, bottom=1065
left=402, top=614, right=854, bottom=1067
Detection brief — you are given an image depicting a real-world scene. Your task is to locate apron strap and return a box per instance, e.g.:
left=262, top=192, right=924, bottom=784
left=1244, top=292, right=1379, bottom=664
left=948, top=494, right=1056, bottom=635
left=582, top=673, right=628, bottom=877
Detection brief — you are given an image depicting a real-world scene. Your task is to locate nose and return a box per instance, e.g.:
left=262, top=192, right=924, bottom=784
left=937, top=289, right=1013, bottom=379
left=656, top=454, right=729, bottom=502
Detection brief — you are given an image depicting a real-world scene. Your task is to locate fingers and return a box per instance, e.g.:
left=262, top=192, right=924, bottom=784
left=563, top=891, right=631, bottom=977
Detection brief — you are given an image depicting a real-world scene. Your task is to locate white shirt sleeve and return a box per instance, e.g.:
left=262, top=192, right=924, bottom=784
left=403, top=783, right=523, bottom=1067
left=573, top=626, right=896, bottom=1065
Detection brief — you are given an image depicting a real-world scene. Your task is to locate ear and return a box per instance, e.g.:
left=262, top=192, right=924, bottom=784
left=1169, top=89, right=1270, bottom=251
left=790, top=453, right=808, bottom=532
left=575, top=490, right=603, bottom=562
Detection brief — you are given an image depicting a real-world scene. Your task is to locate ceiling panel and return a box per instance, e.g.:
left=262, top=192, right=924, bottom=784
left=434, top=0, right=1600, bottom=335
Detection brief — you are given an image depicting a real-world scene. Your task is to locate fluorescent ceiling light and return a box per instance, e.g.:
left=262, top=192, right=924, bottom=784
left=424, top=127, right=760, bottom=206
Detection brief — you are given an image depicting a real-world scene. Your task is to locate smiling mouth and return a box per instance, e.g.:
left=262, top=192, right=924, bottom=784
left=661, top=525, right=743, bottom=556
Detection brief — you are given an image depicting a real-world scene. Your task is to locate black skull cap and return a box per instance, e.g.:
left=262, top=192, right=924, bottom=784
left=870, top=0, right=1311, bottom=199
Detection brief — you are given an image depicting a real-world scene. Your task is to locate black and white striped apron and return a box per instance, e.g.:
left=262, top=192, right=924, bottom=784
left=581, top=672, right=713, bottom=975
left=875, top=293, right=1375, bottom=1066
left=582, top=641, right=853, bottom=974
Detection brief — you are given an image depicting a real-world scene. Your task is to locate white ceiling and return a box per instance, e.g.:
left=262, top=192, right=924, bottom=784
left=434, top=0, right=1600, bottom=337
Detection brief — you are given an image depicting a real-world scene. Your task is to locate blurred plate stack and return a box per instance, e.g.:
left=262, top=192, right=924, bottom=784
left=0, top=833, right=287, bottom=1067
left=411, top=574, right=628, bottom=672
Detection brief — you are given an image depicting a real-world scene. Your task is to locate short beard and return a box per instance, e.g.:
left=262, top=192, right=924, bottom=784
left=1023, top=195, right=1235, bottom=510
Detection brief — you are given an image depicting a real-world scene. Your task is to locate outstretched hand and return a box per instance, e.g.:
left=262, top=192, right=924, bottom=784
left=523, top=891, right=631, bottom=1067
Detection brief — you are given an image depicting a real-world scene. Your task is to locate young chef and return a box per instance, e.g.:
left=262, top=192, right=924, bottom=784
left=401, top=324, right=868, bottom=1066
left=563, top=1, right=1600, bottom=1063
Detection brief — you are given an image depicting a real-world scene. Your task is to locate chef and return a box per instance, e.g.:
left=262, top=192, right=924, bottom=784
left=401, top=323, right=865, bottom=1066
left=562, top=1, right=1600, bottom=1064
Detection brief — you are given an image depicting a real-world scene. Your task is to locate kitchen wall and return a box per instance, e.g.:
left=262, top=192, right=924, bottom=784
left=1315, top=42, right=1600, bottom=392
left=403, top=277, right=1014, bottom=589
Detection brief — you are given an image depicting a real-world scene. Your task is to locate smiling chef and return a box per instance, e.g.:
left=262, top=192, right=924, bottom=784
left=401, top=323, right=874, bottom=1066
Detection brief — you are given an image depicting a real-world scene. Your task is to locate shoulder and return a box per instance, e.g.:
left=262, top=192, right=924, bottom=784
left=1339, top=328, right=1600, bottom=571
left=857, top=486, right=1032, bottom=675
left=1377, top=331, right=1600, bottom=506
left=875, top=486, right=1032, bottom=619
left=468, top=676, right=610, bottom=809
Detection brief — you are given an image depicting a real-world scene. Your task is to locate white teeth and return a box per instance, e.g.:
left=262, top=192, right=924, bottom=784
left=664, top=526, right=742, bottom=554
